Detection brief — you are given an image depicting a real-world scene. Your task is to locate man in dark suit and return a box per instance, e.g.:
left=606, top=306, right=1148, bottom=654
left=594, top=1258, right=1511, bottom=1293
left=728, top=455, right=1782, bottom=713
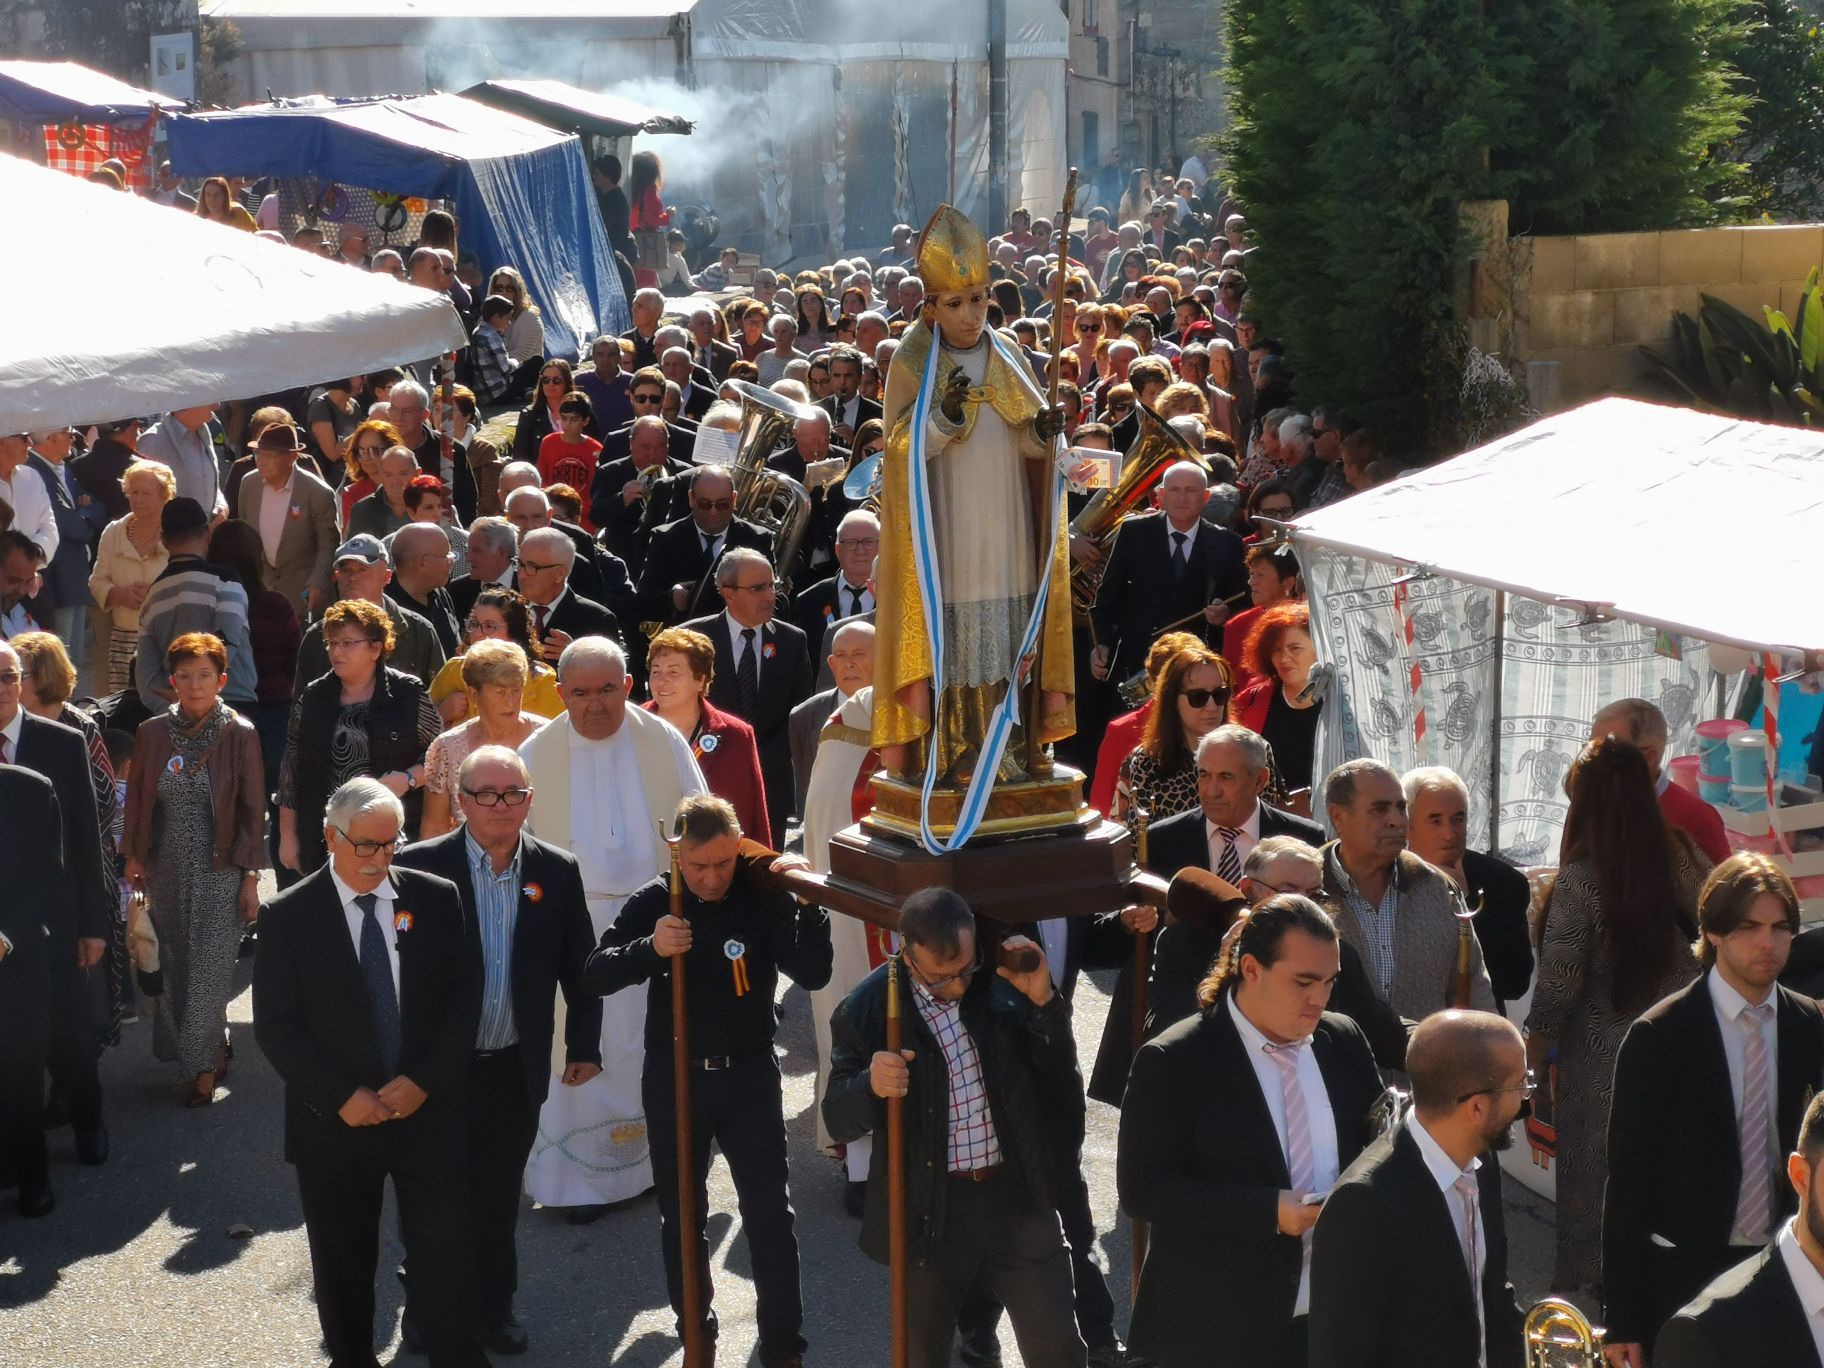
left=660, top=346, right=714, bottom=421
left=499, top=481, right=633, bottom=628
left=1605, top=853, right=1824, bottom=1363
left=252, top=777, right=487, bottom=1368
left=1655, top=1090, right=1824, bottom=1368
left=622, top=288, right=664, bottom=371
left=0, top=765, right=75, bottom=1216
left=819, top=346, right=882, bottom=446
left=589, top=414, right=691, bottom=562
left=687, top=306, right=739, bottom=382
left=638, top=467, right=777, bottom=626
left=1309, top=1009, right=1527, bottom=1368
left=1089, top=461, right=1247, bottom=688
left=5, top=642, right=113, bottom=1165
left=1121, top=896, right=1384, bottom=1368
left=790, top=509, right=877, bottom=648
left=1401, top=766, right=1535, bottom=1005
left=447, top=518, right=517, bottom=624
left=393, top=746, right=603, bottom=1355
left=26, top=429, right=97, bottom=641
left=513, top=527, right=619, bottom=666
left=685, top=545, right=813, bottom=835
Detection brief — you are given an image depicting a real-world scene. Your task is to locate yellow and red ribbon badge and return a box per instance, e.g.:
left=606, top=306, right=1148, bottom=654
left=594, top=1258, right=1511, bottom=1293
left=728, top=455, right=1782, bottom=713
left=724, top=938, right=750, bottom=996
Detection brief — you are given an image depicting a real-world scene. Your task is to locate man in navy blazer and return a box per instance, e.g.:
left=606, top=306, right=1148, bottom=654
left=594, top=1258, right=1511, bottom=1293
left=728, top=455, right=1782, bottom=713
left=26, top=429, right=96, bottom=640
left=392, top=745, right=601, bottom=1354
left=253, top=777, right=487, bottom=1368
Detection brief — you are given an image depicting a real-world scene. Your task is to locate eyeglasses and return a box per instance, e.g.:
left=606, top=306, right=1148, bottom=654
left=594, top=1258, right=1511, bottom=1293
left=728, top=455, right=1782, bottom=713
left=693, top=498, right=733, bottom=512
left=461, top=786, right=531, bottom=808
left=517, top=558, right=564, bottom=575
left=905, top=949, right=983, bottom=993
left=1181, top=688, right=1228, bottom=709
left=324, top=635, right=381, bottom=651
left=1251, top=877, right=1320, bottom=897
left=356, top=442, right=388, bottom=455
left=540, top=376, right=567, bottom=387
left=334, top=828, right=398, bottom=858
left=1107, top=402, right=1134, bottom=415
left=1457, top=1069, right=1538, bottom=1105
left=730, top=580, right=781, bottom=595
left=837, top=537, right=879, bottom=550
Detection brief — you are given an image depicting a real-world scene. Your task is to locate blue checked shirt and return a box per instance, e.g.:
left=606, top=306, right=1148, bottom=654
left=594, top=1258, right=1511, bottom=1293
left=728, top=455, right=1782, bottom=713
left=910, top=978, right=1002, bottom=1171
left=1330, top=850, right=1402, bottom=1002
left=465, top=831, right=522, bottom=1050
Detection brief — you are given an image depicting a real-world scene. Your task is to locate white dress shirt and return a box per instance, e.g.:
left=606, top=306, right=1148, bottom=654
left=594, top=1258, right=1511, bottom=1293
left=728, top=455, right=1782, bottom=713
left=329, top=865, right=401, bottom=998
left=1206, top=802, right=1263, bottom=877
left=1229, top=994, right=1337, bottom=1315
left=1038, top=917, right=1070, bottom=990
left=1164, top=515, right=1200, bottom=564
left=1776, top=1218, right=1824, bottom=1366
left=0, top=709, right=17, bottom=952
left=1710, top=967, right=1782, bottom=1243
left=725, top=609, right=764, bottom=685
left=1409, top=1115, right=1487, bottom=1368
left=0, top=463, right=58, bottom=564
left=255, top=471, right=296, bottom=567
left=833, top=576, right=874, bottom=619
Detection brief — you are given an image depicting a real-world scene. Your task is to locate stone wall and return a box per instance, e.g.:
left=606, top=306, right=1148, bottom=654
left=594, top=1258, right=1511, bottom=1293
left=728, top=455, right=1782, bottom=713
left=1505, top=224, right=1823, bottom=409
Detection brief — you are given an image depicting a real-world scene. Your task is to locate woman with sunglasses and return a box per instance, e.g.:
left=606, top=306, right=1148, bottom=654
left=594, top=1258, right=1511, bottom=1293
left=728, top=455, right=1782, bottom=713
left=1102, top=248, right=1150, bottom=304
left=1231, top=601, right=1319, bottom=802
left=337, top=419, right=403, bottom=528
left=1069, top=304, right=1105, bottom=385
left=512, top=358, right=598, bottom=465
left=1113, top=644, right=1234, bottom=827
left=429, top=585, right=565, bottom=727
left=488, top=265, right=545, bottom=368
left=418, top=639, right=546, bottom=838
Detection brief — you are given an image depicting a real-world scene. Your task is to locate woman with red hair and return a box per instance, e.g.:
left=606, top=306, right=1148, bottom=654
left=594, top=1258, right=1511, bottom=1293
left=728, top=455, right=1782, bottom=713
left=1232, top=601, right=1319, bottom=798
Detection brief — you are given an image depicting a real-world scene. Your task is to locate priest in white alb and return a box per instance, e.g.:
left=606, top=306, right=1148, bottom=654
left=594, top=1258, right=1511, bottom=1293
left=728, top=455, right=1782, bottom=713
left=519, top=635, right=705, bottom=1217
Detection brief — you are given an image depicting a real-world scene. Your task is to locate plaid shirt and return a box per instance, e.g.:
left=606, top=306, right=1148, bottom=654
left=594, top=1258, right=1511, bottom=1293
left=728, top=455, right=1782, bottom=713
left=1330, top=851, right=1402, bottom=1002
left=911, top=977, right=1002, bottom=1171
left=471, top=323, right=513, bottom=404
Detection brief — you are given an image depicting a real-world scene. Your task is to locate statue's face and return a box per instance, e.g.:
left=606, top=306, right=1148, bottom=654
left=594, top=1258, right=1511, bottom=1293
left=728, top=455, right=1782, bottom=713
left=931, top=286, right=990, bottom=350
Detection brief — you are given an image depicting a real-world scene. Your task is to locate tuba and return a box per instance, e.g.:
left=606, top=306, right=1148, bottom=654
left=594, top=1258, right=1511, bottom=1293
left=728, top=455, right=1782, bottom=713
left=1524, top=1298, right=1606, bottom=1367
left=715, top=379, right=816, bottom=594
left=1069, top=402, right=1209, bottom=619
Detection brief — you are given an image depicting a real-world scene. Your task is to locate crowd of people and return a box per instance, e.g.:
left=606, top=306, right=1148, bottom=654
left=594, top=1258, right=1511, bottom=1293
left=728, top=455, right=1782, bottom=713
left=5, top=146, right=1824, bottom=1368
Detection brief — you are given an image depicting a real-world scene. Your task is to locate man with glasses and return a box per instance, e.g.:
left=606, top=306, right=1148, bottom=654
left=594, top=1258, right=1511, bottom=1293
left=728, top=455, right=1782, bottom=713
left=791, top=509, right=877, bottom=646
left=591, top=414, right=690, bottom=564
left=639, top=467, right=777, bottom=627
left=685, top=545, right=813, bottom=835
left=824, top=888, right=1089, bottom=1368
left=1310, top=1009, right=1528, bottom=1368
left=518, top=636, right=706, bottom=1219
left=253, top=776, right=489, bottom=1368
left=512, top=526, right=619, bottom=665
left=1121, top=895, right=1386, bottom=1368
left=393, top=746, right=602, bottom=1355
left=386, top=523, right=462, bottom=656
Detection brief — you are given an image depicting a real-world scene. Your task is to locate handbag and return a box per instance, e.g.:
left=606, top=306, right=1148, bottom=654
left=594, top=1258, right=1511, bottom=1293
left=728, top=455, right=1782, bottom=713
left=634, top=228, right=670, bottom=272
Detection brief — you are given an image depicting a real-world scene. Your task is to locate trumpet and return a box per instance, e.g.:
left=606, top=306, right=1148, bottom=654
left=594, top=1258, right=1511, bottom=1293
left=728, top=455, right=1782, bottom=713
left=1524, top=1298, right=1606, bottom=1367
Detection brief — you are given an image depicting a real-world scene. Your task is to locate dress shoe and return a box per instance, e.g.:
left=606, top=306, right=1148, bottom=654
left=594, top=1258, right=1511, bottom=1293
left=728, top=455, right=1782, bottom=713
left=17, top=1180, right=54, bottom=1218
left=399, top=1306, right=427, bottom=1354
left=482, top=1315, right=528, bottom=1355
left=957, top=1329, right=1003, bottom=1368
left=842, top=1179, right=866, bottom=1218
left=561, top=1203, right=608, bottom=1225
left=1086, top=1339, right=1128, bottom=1368
left=74, top=1123, right=109, bottom=1165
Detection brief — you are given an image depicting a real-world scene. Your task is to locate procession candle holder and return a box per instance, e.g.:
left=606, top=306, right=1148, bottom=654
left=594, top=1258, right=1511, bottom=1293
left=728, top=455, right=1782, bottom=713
left=667, top=834, right=705, bottom=1367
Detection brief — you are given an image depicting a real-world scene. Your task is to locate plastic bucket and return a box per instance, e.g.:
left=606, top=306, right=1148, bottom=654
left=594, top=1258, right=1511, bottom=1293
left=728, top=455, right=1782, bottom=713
left=1731, top=783, right=1768, bottom=814
left=1698, top=773, right=1733, bottom=804
left=1668, top=755, right=1702, bottom=795
left=1697, top=718, right=1749, bottom=771
left=1728, top=731, right=1770, bottom=787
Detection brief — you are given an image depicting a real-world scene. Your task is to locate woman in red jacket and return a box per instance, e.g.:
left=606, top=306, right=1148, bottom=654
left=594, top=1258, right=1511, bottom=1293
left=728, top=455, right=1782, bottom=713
left=1231, top=600, right=1320, bottom=802
left=643, top=626, right=772, bottom=846
left=1222, top=541, right=1303, bottom=694
left=627, top=149, right=669, bottom=291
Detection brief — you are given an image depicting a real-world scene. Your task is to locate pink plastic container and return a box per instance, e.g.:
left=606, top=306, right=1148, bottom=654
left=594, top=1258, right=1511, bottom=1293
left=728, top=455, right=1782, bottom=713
left=1668, top=755, right=1702, bottom=794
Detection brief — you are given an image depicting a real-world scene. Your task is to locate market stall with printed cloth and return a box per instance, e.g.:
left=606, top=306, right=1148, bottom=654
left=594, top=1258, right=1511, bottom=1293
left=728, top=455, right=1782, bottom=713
left=164, top=92, right=627, bottom=358
left=0, top=151, right=467, bottom=434
left=0, top=59, right=184, bottom=190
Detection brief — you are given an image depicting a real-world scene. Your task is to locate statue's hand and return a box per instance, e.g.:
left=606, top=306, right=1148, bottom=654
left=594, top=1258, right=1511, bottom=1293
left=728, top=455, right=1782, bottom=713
left=1032, top=405, right=1066, bottom=443
left=940, top=369, right=971, bottom=424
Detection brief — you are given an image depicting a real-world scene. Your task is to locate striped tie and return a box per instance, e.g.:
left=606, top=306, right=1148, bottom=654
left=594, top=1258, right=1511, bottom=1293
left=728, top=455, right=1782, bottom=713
left=1733, top=1000, right=1777, bottom=1242
left=1264, top=1041, right=1314, bottom=1192
left=1215, top=826, right=1243, bottom=884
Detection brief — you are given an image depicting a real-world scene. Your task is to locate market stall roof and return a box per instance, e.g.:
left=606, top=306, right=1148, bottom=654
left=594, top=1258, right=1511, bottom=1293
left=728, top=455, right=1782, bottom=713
left=460, top=78, right=694, bottom=137
left=1290, top=397, right=1824, bottom=656
left=0, top=152, right=466, bottom=434
left=0, top=59, right=184, bottom=124
left=164, top=92, right=627, bottom=355
left=202, top=0, right=692, bottom=16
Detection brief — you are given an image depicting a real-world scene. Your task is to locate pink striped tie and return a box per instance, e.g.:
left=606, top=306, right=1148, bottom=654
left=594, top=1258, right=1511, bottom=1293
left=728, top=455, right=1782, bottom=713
left=1265, top=1041, right=1314, bottom=1191
left=1733, top=1001, right=1777, bottom=1242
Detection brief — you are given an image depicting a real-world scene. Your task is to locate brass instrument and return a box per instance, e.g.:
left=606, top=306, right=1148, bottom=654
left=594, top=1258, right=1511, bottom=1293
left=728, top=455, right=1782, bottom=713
left=1524, top=1298, right=1606, bottom=1367
left=843, top=449, right=884, bottom=514
left=1069, top=402, right=1209, bottom=619
left=689, top=380, right=816, bottom=617
left=1116, top=667, right=1152, bottom=709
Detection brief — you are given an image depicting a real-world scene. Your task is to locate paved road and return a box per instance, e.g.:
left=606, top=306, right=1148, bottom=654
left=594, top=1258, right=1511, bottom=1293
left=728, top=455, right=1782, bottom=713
left=0, top=946, right=1560, bottom=1366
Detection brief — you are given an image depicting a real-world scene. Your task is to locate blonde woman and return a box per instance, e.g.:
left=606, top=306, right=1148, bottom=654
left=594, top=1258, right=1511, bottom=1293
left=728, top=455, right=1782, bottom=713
left=488, top=265, right=546, bottom=365
left=418, top=639, right=546, bottom=838
left=89, top=459, right=175, bottom=691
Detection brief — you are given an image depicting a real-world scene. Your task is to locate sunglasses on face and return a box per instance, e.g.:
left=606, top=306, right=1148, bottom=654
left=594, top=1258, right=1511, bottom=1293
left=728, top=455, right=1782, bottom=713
left=1181, top=688, right=1228, bottom=709
left=633, top=392, right=663, bottom=404
left=541, top=376, right=566, bottom=387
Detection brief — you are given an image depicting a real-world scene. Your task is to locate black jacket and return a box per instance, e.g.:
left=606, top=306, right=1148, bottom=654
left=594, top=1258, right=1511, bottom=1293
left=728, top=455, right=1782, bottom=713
left=590, top=454, right=691, bottom=561
left=1654, top=1245, right=1823, bottom=1368
left=252, top=864, right=481, bottom=1164
left=682, top=611, right=813, bottom=821
left=818, top=393, right=882, bottom=436
left=393, top=829, right=603, bottom=1110
left=1309, top=1123, right=1523, bottom=1368
left=637, top=516, right=777, bottom=625
left=1460, top=848, right=1535, bottom=1004
left=15, top=711, right=112, bottom=942
left=529, top=585, right=621, bottom=651
left=511, top=401, right=601, bottom=466
left=823, top=961, right=1084, bottom=1265
left=1121, top=1000, right=1384, bottom=1368
left=28, top=452, right=95, bottom=609
left=0, top=766, right=70, bottom=1052
left=790, top=572, right=871, bottom=651
left=1605, top=974, right=1824, bottom=1344
left=288, top=667, right=432, bottom=871
left=1090, top=510, right=1247, bottom=681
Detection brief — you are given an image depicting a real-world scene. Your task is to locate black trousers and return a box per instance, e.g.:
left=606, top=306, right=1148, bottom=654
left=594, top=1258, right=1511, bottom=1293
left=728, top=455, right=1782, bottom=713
left=45, top=948, right=104, bottom=1134
left=644, top=1053, right=806, bottom=1363
left=0, top=949, right=51, bottom=1188
left=956, top=1161, right=1116, bottom=1350
left=908, top=1171, right=1086, bottom=1368
left=465, top=1050, right=541, bottom=1322
left=294, top=1121, right=487, bottom=1368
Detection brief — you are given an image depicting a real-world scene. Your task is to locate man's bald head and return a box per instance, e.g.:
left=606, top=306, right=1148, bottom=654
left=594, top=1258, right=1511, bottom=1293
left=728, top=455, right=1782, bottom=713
left=828, top=619, right=876, bottom=695
left=1407, top=1010, right=1525, bottom=1120
left=391, top=522, right=448, bottom=564
left=496, top=461, right=543, bottom=498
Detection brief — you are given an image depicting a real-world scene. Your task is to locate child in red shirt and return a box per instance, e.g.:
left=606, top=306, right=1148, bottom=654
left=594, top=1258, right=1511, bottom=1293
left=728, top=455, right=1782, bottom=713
left=537, top=391, right=603, bottom=527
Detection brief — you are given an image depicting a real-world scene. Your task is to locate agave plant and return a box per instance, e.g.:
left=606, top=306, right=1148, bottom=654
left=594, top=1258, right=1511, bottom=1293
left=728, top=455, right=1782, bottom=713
left=1639, top=266, right=1824, bottom=427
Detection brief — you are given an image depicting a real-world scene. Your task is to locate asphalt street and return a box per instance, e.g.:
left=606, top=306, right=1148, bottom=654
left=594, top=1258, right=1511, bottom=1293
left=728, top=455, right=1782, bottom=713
left=0, top=944, right=1559, bottom=1367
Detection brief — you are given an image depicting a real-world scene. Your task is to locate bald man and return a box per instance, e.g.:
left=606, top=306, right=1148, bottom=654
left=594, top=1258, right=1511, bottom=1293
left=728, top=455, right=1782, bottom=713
left=385, top=522, right=461, bottom=655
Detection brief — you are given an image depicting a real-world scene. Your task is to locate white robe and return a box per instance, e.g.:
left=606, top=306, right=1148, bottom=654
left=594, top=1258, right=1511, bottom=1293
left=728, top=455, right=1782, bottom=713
left=519, top=709, right=705, bottom=1206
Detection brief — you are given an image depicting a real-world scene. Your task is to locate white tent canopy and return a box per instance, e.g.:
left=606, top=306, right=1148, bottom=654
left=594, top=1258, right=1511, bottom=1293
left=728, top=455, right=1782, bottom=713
left=0, top=152, right=468, bottom=434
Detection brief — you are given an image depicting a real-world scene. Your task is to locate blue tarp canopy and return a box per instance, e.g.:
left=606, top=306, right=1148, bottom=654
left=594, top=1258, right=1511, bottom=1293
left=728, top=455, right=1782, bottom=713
left=0, top=59, right=183, bottom=124
left=164, top=92, right=627, bottom=357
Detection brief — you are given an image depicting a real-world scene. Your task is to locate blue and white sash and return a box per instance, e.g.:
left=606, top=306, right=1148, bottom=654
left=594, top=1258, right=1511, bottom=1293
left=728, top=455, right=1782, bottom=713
left=905, top=328, right=1065, bottom=853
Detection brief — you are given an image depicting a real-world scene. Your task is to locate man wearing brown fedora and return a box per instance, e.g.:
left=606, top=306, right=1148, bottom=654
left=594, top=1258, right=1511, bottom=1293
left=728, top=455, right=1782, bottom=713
left=236, top=424, right=339, bottom=619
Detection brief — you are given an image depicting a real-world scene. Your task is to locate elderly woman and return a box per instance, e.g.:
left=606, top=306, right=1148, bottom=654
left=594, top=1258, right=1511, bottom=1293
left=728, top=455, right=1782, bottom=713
left=1222, top=543, right=1302, bottom=693
left=642, top=626, right=770, bottom=845
left=277, top=598, right=441, bottom=873
left=1113, top=644, right=1234, bottom=826
left=429, top=585, right=565, bottom=725
left=338, top=419, right=402, bottom=528
left=90, top=458, right=175, bottom=691
left=122, top=632, right=266, bottom=1106
left=346, top=446, right=419, bottom=541
left=488, top=265, right=545, bottom=366
left=418, top=639, right=547, bottom=838
left=1231, top=601, right=1319, bottom=802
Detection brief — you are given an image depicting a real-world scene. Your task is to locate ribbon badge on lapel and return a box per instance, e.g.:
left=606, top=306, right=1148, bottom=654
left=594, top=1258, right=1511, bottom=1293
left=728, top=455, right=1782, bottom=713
left=725, top=938, right=750, bottom=996
left=522, top=882, right=544, bottom=903
left=288, top=503, right=302, bottom=520
left=761, top=642, right=776, bottom=660
left=394, top=911, right=414, bottom=934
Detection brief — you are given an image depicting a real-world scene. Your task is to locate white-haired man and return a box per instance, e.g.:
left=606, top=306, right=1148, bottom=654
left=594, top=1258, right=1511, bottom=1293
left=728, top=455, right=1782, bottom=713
left=388, top=378, right=478, bottom=524
left=622, top=287, right=666, bottom=370
left=517, top=637, right=705, bottom=1218
left=791, top=509, right=878, bottom=649
left=514, top=526, right=619, bottom=663
left=252, top=776, right=487, bottom=1366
